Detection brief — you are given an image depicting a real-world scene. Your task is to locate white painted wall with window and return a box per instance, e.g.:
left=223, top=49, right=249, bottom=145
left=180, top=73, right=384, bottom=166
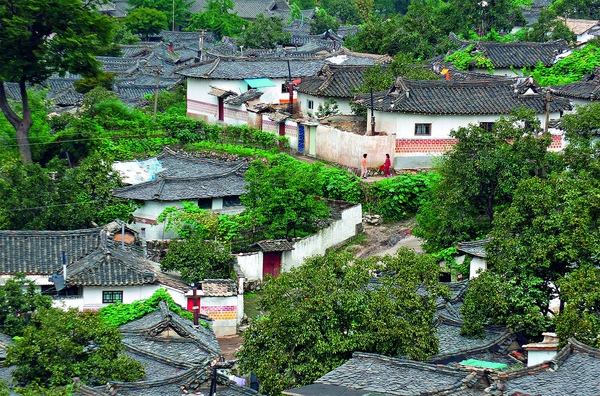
left=82, top=285, right=186, bottom=309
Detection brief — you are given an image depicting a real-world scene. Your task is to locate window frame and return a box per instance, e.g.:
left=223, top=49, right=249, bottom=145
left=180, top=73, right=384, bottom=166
left=479, top=122, right=495, bottom=132
left=102, top=291, right=123, bottom=304
left=307, top=100, right=314, bottom=110
left=414, top=123, right=432, bottom=136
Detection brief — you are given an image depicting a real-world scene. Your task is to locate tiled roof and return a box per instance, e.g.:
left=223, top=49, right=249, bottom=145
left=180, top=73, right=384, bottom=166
left=498, top=338, right=600, bottom=396
left=291, top=352, right=483, bottom=395
left=549, top=69, right=600, bottom=100
left=457, top=239, right=489, bottom=258
left=268, top=111, right=291, bottom=123
left=559, top=18, right=600, bottom=35
left=295, top=65, right=368, bottom=98
left=0, top=228, right=103, bottom=276
left=225, top=89, right=264, bottom=105
left=111, top=148, right=248, bottom=201
left=75, top=301, right=260, bottom=396
left=177, top=57, right=326, bottom=79
left=255, top=239, right=295, bottom=252
left=0, top=333, right=13, bottom=360
left=354, top=77, right=572, bottom=115
left=475, top=40, right=569, bottom=68
left=202, top=279, right=238, bottom=297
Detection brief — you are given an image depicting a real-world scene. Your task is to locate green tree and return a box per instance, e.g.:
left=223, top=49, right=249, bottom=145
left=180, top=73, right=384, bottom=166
left=236, top=249, right=448, bottom=395
left=0, top=0, right=117, bottom=164
left=551, top=0, right=600, bottom=19
left=238, top=14, right=291, bottom=49
left=309, top=8, right=340, bottom=34
left=355, top=0, right=375, bottom=21
left=0, top=153, right=137, bottom=230
left=555, top=266, right=600, bottom=348
left=415, top=110, right=559, bottom=252
left=322, top=0, right=363, bottom=24
left=186, top=0, right=247, bottom=39
left=127, top=0, right=193, bottom=29
left=461, top=169, right=600, bottom=338
left=123, top=7, right=168, bottom=40
left=73, top=72, right=118, bottom=94
left=450, top=0, right=525, bottom=36
left=6, top=308, right=144, bottom=387
left=159, top=234, right=234, bottom=284
left=240, top=154, right=330, bottom=238
left=345, top=15, right=403, bottom=55
left=0, top=274, right=52, bottom=337
left=521, top=8, right=576, bottom=43
left=291, top=0, right=316, bottom=8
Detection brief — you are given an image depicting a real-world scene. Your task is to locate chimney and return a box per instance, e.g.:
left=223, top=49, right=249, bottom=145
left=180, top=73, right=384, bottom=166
left=446, top=71, right=450, bottom=81
left=522, top=332, right=559, bottom=366
left=141, top=227, right=147, bottom=258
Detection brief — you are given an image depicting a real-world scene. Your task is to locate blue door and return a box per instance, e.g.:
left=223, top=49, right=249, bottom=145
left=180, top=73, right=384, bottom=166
left=298, top=125, right=305, bottom=153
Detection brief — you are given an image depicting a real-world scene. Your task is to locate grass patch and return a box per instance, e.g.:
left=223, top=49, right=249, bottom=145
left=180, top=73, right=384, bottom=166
left=244, top=290, right=263, bottom=319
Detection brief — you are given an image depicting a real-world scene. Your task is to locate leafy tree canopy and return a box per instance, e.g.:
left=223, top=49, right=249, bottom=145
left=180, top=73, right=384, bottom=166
left=415, top=109, right=559, bottom=252
left=310, top=8, right=341, bottom=35
left=519, top=8, right=576, bottom=43
left=530, top=45, right=600, bottom=86
left=0, top=152, right=137, bottom=230
left=236, top=249, right=448, bottom=395
left=551, top=0, right=600, bottom=19
left=122, top=7, right=168, bottom=40
left=0, top=274, right=52, bottom=337
left=322, top=0, right=363, bottom=24
left=186, top=0, right=247, bottom=39
left=126, top=0, right=193, bottom=28
left=160, top=234, right=234, bottom=284
left=0, top=0, right=118, bottom=163
left=240, top=154, right=330, bottom=238
left=238, top=14, right=291, bottom=49
left=6, top=308, right=144, bottom=387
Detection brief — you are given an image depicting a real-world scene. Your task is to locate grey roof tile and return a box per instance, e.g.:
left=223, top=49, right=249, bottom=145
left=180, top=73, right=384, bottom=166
left=355, top=77, right=572, bottom=115
left=457, top=239, right=489, bottom=258
left=475, top=40, right=569, bottom=68
left=295, top=65, right=368, bottom=98
left=225, top=89, right=264, bottom=105
left=0, top=228, right=103, bottom=276
left=111, top=149, right=248, bottom=201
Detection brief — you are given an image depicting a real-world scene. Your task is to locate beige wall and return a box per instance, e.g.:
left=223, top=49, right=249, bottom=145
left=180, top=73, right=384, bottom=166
left=314, top=125, right=396, bottom=169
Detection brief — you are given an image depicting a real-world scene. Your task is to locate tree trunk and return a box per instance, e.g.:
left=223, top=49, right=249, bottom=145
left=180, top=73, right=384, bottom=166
left=0, top=80, right=33, bottom=164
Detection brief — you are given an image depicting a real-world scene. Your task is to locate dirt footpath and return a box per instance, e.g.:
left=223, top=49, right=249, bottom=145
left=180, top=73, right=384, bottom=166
left=352, top=219, right=424, bottom=259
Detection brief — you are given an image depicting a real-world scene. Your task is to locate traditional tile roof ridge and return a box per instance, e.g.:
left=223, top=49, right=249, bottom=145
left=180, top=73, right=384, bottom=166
left=0, top=227, right=104, bottom=276
left=254, top=239, right=295, bottom=252
left=475, top=40, right=569, bottom=68
left=295, top=64, right=369, bottom=98
left=492, top=338, right=600, bottom=395
left=354, top=76, right=572, bottom=115
left=311, top=351, right=484, bottom=395
left=457, top=238, right=490, bottom=258
left=225, top=88, right=264, bottom=105
left=431, top=315, right=516, bottom=364
left=548, top=69, right=600, bottom=100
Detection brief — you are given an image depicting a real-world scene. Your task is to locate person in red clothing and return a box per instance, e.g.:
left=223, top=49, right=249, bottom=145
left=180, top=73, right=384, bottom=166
left=383, top=153, right=391, bottom=177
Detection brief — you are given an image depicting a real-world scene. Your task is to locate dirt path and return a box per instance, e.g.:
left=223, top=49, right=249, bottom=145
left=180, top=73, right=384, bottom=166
left=351, top=218, right=424, bottom=259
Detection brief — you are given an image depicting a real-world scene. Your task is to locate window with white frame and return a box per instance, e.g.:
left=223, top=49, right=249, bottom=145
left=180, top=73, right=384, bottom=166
left=103, top=291, right=123, bottom=304
left=414, top=123, right=431, bottom=136
left=307, top=100, right=314, bottom=110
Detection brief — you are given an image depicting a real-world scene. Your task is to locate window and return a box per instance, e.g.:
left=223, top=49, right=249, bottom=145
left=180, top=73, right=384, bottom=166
left=103, top=291, right=123, bottom=304
left=414, top=123, right=431, bottom=136
left=480, top=122, right=495, bottom=132
left=223, top=196, right=241, bottom=207
left=307, top=100, right=314, bottom=110
left=282, top=83, right=290, bottom=93
left=198, top=198, right=212, bottom=210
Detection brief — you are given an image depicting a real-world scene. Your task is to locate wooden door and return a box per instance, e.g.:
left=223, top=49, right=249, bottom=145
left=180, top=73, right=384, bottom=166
left=218, top=97, right=224, bottom=121
left=278, top=122, right=285, bottom=136
left=263, top=252, right=282, bottom=280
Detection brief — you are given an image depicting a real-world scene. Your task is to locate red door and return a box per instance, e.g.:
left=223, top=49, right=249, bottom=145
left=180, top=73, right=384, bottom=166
left=278, top=122, right=285, bottom=136
left=187, top=297, right=201, bottom=312
left=263, top=252, right=282, bottom=280
left=218, top=97, right=224, bottom=121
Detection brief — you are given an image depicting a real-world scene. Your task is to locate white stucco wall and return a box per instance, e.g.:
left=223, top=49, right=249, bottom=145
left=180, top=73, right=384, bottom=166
left=469, top=257, right=488, bottom=279
left=527, top=350, right=558, bottom=367
left=200, top=295, right=238, bottom=337
left=81, top=285, right=185, bottom=309
left=235, top=204, right=362, bottom=281
left=297, top=92, right=353, bottom=116
left=186, top=77, right=296, bottom=124
left=313, top=125, right=396, bottom=169
left=236, top=252, right=262, bottom=280
left=282, top=204, right=362, bottom=271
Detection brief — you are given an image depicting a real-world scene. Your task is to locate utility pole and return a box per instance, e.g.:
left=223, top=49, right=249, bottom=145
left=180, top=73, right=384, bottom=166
left=369, top=87, right=375, bottom=136
left=544, top=90, right=551, bottom=134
